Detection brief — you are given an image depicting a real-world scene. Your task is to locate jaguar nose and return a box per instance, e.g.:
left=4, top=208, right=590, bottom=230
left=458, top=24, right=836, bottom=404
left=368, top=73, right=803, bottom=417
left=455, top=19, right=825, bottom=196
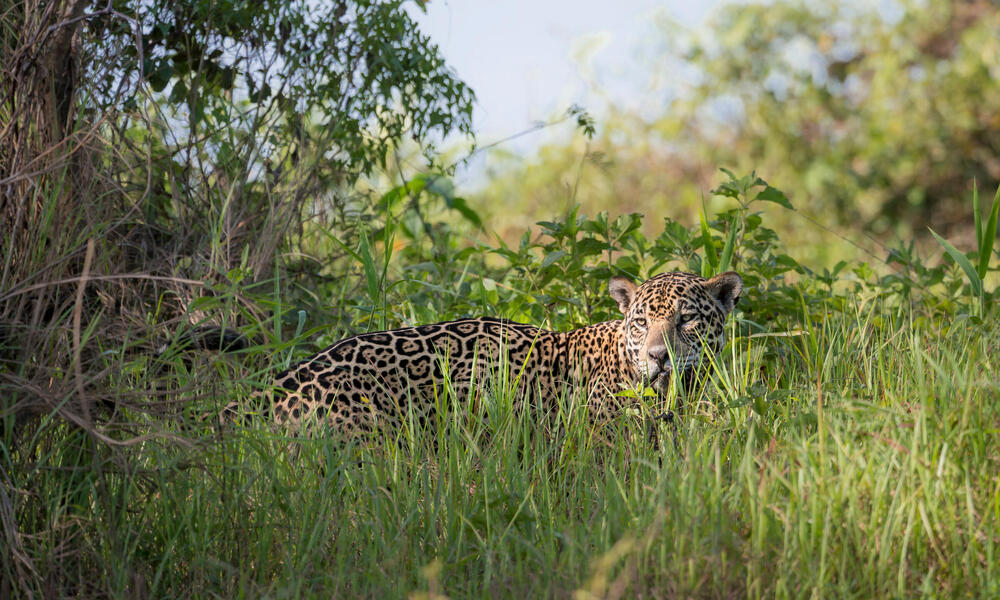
left=648, top=346, right=668, bottom=365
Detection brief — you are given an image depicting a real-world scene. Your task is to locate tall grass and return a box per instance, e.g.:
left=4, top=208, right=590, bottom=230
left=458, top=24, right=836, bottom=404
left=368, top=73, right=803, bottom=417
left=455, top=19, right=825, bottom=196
left=4, top=166, right=999, bottom=597
left=4, top=271, right=998, bottom=597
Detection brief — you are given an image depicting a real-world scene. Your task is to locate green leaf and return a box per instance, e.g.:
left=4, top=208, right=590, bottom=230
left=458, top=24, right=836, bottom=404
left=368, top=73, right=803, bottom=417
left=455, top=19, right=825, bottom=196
left=977, top=183, right=999, bottom=280
left=576, top=238, right=609, bottom=256
left=776, top=254, right=802, bottom=270
left=480, top=277, right=499, bottom=304
left=149, top=62, right=173, bottom=92
left=710, top=180, right=740, bottom=199
left=536, top=220, right=562, bottom=234
left=724, top=396, right=751, bottom=409
left=378, top=176, right=429, bottom=212
left=168, top=80, right=188, bottom=104
left=445, top=197, right=483, bottom=230
left=756, top=186, right=794, bottom=210
left=540, top=250, right=567, bottom=269
left=614, top=254, right=641, bottom=277
left=614, top=213, right=643, bottom=237
left=219, top=67, right=234, bottom=90
left=249, top=82, right=271, bottom=103
left=929, top=228, right=982, bottom=298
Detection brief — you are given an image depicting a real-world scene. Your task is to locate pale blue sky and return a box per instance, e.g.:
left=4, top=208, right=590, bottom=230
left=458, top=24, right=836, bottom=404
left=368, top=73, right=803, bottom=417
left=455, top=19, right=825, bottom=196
left=411, top=1, right=722, bottom=156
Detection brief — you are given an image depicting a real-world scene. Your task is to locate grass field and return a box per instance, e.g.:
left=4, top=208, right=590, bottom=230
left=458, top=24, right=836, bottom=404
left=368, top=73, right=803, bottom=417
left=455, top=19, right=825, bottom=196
left=2, top=171, right=999, bottom=599
left=6, top=261, right=999, bottom=598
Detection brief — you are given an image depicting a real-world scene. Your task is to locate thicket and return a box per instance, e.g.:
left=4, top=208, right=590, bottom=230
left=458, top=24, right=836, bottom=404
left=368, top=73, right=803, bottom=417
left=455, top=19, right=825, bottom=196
left=1, top=0, right=999, bottom=597
left=2, top=0, right=477, bottom=591
left=1, top=0, right=473, bottom=427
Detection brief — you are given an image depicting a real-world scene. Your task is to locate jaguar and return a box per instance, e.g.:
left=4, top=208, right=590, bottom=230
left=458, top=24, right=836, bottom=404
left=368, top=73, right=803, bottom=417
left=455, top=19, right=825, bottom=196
left=222, top=270, right=742, bottom=434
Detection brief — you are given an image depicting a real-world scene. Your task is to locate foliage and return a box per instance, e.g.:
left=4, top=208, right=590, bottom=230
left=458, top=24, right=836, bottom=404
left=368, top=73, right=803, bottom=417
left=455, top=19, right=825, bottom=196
left=473, top=0, right=1000, bottom=252
left=928, top=181, right=1000, bottom=316
left=660, top=0, right=1000, bottom=231
left=3, top=167, right=999, bottom=597
left=288, top=169, right=994, bottom=374
left=0, top=0, right=477, bottom=463
left=91, top=0, right=474, bottom=178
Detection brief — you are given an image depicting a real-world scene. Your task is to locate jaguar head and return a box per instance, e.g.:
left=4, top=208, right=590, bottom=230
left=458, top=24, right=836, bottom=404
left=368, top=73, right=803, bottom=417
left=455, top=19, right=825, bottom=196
left=609, top=271, right=742, bottom=391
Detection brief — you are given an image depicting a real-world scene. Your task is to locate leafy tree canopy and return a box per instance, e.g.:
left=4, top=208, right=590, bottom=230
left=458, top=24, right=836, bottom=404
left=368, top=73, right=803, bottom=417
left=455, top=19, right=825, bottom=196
left=88, top=0, right=474, bottom=180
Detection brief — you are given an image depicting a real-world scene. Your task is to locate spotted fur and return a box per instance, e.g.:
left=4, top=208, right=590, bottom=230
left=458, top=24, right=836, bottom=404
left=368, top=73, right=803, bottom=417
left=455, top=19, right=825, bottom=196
left=227, top=271, right=742, bottom=434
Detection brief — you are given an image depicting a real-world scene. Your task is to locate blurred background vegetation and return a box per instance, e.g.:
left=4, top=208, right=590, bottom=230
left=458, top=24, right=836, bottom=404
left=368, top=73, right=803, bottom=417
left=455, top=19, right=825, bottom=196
left=475, top=0, right=1000, bottom=265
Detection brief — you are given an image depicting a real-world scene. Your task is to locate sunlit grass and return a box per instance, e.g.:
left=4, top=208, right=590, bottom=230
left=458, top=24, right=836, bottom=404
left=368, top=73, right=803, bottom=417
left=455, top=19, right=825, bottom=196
left=6, top=290, right=998, bottom=598
left=3, top=162, right=996, bottom=597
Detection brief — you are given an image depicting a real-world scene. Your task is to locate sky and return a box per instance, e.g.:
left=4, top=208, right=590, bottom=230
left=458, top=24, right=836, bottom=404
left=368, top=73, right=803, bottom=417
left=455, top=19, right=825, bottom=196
left=410, top=0, right=723, bottom=175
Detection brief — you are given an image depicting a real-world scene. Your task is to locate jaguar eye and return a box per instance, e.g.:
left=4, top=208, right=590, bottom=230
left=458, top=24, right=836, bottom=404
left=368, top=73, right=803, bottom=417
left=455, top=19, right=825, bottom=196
left=632, top=316, right=648, bottom=328
left=677, top=312, right=698, bottom=326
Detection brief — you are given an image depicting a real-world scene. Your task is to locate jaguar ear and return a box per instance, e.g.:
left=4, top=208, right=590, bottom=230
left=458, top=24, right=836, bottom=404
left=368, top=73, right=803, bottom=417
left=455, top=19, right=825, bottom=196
left=608, top=277, right=637, bottom=314
left=704, top=271, right=743, bottom=314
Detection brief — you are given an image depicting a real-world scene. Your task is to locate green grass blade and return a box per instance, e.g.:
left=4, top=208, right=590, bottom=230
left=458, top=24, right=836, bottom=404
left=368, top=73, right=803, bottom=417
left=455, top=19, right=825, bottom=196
left=976, top=183, right=999, bottom=280
left=973, top=179, right=982, bottom=251
left=320, top=229, right=362, bottom=263
left=929, top=228, right=983, bottom=298
left=318, top=225, right=381, bottom=303
left=358, top=229, right=380, bottom=302
left=699, top=210, right=718, bottom=277
left=718, top=215, right=738, bottom=273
